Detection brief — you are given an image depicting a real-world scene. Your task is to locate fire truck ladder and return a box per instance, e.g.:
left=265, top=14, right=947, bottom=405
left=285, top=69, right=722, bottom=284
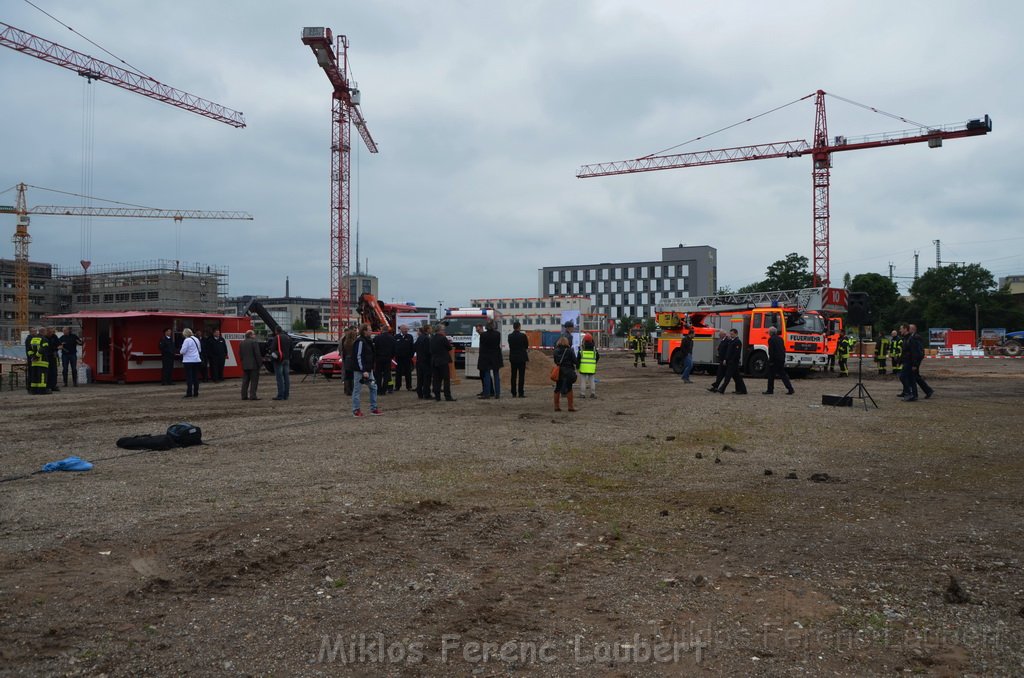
left=656, top=287, right=840, bottom=314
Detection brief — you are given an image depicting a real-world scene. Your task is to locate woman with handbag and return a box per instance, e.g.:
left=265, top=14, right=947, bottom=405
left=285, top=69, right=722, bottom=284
left=552, top=336, right=577, bottom=412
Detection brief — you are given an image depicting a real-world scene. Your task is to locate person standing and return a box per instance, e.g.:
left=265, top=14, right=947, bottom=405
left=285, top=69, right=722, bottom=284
left=26, top=329, right=49, bottom=395
left=430, top=323, right=456, bottom=401
left=414, top=324, right=433, bottom=399
left=351, top=323, right=382, bottom=417
left=889, top=329, right=903, bottom=376
left=478, top=320, right=503, bottom=399
left=239, top=329, right=262, bottom=400
left=577, top=333, right=599, bottom=398
left=394, top=324, right=415, bottom=391
left=268, top=326, right=293, bottom=401
left=159, top=327, right=176, bottom=385
left=507, top=320, right=529, bottom=398
left=373, top=327, right=395, bottom=395
left=180, top=328, right=203, bottom=398
left=60, top=326, right=84, bottom=387
left=630, top=330, right=648, bottom=367
left=836, top=332, right=853, bottom=377
left=208, top=328, right=228, bottom=382
left=708, top=331, right=731, bottom=392
left=45, top=327, right=61, bottom=392
left=906, top=323, right=934, bottom=400
left=340, top=326, right=358, bottom=397
left=874, top=331, right=890, bottom=376
left=196, top=329, right=211, bottom=383
left=716, top=328, right=747, bottom=395
left=679, top=327, right=695, bottom=384
left=553, top=336, right=577, bottom=411
left=762, top=326, right=795, bottom=395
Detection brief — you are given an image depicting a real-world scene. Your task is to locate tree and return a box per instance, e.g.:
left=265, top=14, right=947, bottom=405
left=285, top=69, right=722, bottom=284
left=738, top=253, right=814, bottom=293
left=615, top=316, right=638, bottom=337
left=291, top=318, right=306, bottom=332
left=909, top=263, right=1024, bottom=332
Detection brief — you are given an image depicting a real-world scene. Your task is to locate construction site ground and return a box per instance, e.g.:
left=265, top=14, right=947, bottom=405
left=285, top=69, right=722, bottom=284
left=1, top=351, right=1022, bottom=677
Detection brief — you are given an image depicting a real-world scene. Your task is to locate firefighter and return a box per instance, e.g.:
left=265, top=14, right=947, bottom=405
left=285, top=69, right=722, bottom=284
left=630, top=328, right=648, bottom=367
left=836, top=332, right=854, bottom=377
left=874, top=331, right=890, bottom=375
left=889, top=329, right=903, bottom=376
left=27, top=330, right=50, bottom=394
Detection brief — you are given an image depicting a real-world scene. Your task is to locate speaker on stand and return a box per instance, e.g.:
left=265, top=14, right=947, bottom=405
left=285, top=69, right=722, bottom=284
left=843, top=291, right=877, bottom=409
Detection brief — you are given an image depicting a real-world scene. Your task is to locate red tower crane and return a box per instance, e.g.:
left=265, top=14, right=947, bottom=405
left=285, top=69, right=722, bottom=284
left=577, top=90, right=992, bottom=287
left=301, top=26, right=378, bottom=332
left=0, top=20, right=246, bottom=335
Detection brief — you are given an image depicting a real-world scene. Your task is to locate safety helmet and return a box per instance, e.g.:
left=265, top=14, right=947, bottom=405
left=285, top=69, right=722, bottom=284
left=583, top=333, right=593, bottom=342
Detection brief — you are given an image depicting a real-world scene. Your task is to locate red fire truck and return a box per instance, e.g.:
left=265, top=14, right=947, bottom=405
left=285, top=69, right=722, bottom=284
left=654, top=287, right=847, bottom=377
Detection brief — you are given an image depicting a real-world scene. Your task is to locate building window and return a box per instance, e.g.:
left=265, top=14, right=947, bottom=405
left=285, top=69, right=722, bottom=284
left=623, top=280, right=631, bottom=292
left=602, top=268, right=609, bottom=281
left=585, top=282, right=592, bottom=293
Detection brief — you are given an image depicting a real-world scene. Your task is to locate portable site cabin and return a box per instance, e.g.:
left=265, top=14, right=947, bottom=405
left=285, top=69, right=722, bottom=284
left=47, top=311, right=253, bottom=384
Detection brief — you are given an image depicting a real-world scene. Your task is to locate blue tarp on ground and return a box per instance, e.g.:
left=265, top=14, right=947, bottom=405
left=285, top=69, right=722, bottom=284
left=40, top=456, right=93, bottom=473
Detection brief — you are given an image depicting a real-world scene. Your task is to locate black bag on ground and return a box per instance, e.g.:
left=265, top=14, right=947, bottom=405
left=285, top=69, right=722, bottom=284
left=166, top=422, right=203, bottom=447
left=116, top=434, right=178, bottom=451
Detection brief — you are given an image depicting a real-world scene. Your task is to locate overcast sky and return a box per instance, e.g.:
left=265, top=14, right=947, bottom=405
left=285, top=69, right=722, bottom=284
left=1, top=1, right=1020, bottom=310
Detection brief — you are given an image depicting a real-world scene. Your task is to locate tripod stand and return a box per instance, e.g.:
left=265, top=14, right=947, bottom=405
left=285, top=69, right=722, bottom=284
left=843, top=325, right=877, bottom=410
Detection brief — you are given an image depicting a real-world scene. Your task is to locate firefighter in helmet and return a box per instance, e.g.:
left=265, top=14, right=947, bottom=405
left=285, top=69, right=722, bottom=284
left=629, top=325, right=648, bottom=367
left=836, top=332, right=854, bottom=377
left=27, top=328, right=51, bottom=394
left=888, top=329, right=903, bottom=376
left=874, top=330, right=890, bottom=375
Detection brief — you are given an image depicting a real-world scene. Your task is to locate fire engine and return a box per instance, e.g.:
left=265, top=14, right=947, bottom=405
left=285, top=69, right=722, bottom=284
left=442, top=307, right=502, bottom=369
left=654, top=287, right=847, bottom=377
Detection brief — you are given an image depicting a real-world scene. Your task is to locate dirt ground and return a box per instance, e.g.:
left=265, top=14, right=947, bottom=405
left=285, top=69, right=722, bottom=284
left=1, top=351, right=1023, bottom=677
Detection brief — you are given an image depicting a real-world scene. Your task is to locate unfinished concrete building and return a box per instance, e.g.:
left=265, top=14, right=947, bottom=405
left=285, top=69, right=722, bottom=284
left=56, top=260, right=228, bottom=314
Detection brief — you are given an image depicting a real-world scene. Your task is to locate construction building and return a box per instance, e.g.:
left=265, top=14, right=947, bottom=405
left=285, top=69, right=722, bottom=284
left=0, top=258, right=228, bottom=341
left=468, top=295, right=609, bottom=344
left=538, top=245, right=717, bottom=322
left=0, top=259, right=67, bottom=341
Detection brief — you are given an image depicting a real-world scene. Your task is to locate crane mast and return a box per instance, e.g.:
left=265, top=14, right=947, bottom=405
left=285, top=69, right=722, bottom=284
left=577, top=89, right=992, bottom=287
left=301, top=27, right=378, bottom=333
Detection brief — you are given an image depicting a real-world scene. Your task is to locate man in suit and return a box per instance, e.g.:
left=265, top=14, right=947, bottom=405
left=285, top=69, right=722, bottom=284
left=413, top=325, right=433, bottom=399
left=507, top=320, right=529, bottom=397
left=373, top=327, right=396, bottom=394
left=158, top=327, right=176, bottom=385
left=429, top=323, right=456, bottom=401
left=393, top=324, right=415, bottom=391
left=717, top=328, right=747, bottom=394
left=708, top=331, right=731, bottom=392
left=240, top=329, right=262, bottom=400
left=208, top=328, right=229, bottom=382
left=763, top=326, right=795, bottom=395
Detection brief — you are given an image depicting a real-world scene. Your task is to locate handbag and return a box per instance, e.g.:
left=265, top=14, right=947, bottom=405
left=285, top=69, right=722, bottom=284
left=550, top=365, right=560, bottom=382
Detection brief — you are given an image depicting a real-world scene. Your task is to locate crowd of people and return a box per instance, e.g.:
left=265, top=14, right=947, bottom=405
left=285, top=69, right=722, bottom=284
left=23, top=326, right=82, bottom=394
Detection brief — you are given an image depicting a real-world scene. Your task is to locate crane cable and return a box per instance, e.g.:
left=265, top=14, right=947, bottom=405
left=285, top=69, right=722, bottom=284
left=643, top=92, right=816, bottom=158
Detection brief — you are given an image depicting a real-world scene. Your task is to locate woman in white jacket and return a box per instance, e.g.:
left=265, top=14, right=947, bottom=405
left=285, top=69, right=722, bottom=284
left=180, top=328, right=203, bottom=398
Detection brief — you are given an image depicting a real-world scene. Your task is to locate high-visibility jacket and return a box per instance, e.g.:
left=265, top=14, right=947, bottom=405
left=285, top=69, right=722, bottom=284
left=874, top=336, right=889, bottom=361
left=890, top=336, right=903, bottom=362
left=579, top=349, right=598, bottom=374
left=836, top=335, right=853, bottom=359
left=28, top=336, right=48, bottom=367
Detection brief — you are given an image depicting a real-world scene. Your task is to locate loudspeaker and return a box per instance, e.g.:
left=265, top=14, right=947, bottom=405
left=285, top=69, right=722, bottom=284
left=847, top=292, right=871, bottom=326
left=822, top=394, right=853, bottom=407
left=305, top=309, right=322, bottom=330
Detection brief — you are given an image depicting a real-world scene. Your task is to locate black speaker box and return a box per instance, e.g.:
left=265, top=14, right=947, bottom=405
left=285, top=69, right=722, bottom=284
left=847, top=291, right=871, bottom=326
left=822, top=394, right=853, bottom=407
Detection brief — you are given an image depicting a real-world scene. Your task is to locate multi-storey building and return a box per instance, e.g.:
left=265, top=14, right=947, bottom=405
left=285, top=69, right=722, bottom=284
left=537, top=245, right=717, bottom=321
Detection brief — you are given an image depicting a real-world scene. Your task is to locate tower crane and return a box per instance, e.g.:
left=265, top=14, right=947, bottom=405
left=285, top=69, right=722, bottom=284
left=301, top=26, right=378, bottom=331
left=0, top=21, right=246, bottom=336
left=577, top=90, right=991, bottom=287
left=1, top=183, right=253, bottom=334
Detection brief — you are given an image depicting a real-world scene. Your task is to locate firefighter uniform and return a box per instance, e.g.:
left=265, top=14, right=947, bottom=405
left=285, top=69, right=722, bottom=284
left=836, top=333, right=854, bottom=377
left=630, top=334, right=648, bottom=367
left=874, top=333, right=890, bottom=375
left=27, top=334, right=50, bottom=394
left=889, top=331, right=903, bottom=375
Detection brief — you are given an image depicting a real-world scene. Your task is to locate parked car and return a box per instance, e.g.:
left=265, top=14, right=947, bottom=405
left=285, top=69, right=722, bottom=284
left=316, top=350, right=343, bottom=378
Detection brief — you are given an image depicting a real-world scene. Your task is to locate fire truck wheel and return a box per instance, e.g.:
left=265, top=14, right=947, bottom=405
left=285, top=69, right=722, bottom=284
left=669, top=350, right=686, bottom=374
left=747, top=350, right=769, bottom=378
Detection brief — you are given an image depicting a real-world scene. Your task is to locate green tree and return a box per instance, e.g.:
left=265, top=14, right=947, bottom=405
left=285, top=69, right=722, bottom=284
left=291, top=319, right=306, bottom=332
left=909, top=263, right=1024, bottom=331
left=615, top=316, right=639, bottom=337
left=850, top=272, right=901, bottom=331
left=738, top=253, right=814, bottom=293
